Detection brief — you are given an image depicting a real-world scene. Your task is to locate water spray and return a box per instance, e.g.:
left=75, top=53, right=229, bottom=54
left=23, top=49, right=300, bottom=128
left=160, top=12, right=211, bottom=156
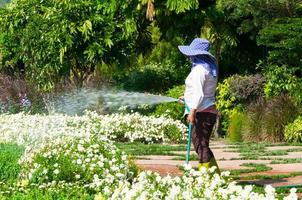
left=45, top=88, right=179, bottom=115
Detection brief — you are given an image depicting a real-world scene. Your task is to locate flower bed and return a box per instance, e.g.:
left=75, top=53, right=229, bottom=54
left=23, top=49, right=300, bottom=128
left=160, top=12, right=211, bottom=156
left=18, top=136, right=137, bottom=198
left=0, top=111, right=186, bottom=147
left=0, top=113, right=298, bottom=200
left=107, top=167, right=298, bottom=200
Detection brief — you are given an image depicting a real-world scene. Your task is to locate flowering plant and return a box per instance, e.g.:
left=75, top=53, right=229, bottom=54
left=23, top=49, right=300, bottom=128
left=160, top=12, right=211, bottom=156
left=0, top=111, right=187, bottom=148
left=108, top=166, right=298, bottom=200
left=83, top=111, right=187, bottom=143
left=18, top=135, right=137, bottom=197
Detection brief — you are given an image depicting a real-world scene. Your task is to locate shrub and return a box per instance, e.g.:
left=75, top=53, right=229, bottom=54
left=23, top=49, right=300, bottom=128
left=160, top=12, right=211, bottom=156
left=122, top=62, right=189, bottom=93
left=216, top=74, right=266, bottom=133
left=243, top=95, right=298, bottom=142
left=19, top=136, right=136, bottom=197
left=228, top=74, right=266, bottom=104
left=227, top=109, right=246, bottom=142
left=284, top=116, right=302, bottom=143
left=217, top=74, right=266, bottom=116
left=152, top=85, right=185, bottom=120
left=263, top=64, right=302, bottom=104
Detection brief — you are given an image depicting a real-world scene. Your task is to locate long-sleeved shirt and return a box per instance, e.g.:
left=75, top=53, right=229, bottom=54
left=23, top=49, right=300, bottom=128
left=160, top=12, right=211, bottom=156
left=184, top=64, right=217, bottom=114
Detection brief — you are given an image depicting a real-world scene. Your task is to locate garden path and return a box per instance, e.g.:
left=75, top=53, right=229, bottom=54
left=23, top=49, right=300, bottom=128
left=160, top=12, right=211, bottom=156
left=135, top=140, right=302, bottom=189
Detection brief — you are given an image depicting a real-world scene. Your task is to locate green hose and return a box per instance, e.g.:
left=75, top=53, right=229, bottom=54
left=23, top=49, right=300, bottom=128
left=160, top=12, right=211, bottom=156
left=184, top=101, right=192, bottom=164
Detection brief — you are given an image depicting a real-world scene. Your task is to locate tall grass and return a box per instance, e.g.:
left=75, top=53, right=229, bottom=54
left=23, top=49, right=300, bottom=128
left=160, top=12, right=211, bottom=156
left=243, top=95, right=299, bottom=142
left=227, top=109, right=245, bottom=142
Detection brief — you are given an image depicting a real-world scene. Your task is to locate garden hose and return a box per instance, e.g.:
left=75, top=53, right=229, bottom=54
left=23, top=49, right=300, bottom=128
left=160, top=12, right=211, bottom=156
left=184, top=101, right=192, bottom=164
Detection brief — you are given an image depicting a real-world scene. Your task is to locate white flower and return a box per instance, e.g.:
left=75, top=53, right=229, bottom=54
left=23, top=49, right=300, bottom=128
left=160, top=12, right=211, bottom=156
left=75, top=174, right=81, bottom=179
left=183, top=163, right=192, bottom=171
left=121, top=155, right=127, bottom=161
left=93, top=174, right=99, bottom=179
left=77, top=144, right=85, bottom=152
left=53, top=169, right=60, bottom=175
left=98, top=161, right=104, bottom=167
left=76, top=159, right=82, bottom=165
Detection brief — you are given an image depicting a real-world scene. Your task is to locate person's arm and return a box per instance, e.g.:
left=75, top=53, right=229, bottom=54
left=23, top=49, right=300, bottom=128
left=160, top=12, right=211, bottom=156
left=187, top=67, right=206, bottom=124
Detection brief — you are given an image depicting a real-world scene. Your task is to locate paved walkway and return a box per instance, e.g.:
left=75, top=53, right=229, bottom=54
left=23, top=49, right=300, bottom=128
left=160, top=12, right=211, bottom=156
left=135, top=141, right=302, bottom=188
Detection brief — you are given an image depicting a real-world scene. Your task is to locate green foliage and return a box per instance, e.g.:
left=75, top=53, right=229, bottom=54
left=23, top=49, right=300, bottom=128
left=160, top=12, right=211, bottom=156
left=152, top=85, right=185, bottom=120
left=227, top=109, right=245, bottom=142
left=115, top=142, right=186, bottom=156
left=166, top=0, right=199, bottom=13
left=217, top=74, right=265, bottom=117
left=228, top=74, right=266, bottom=104
left=201, top=4, right=237, bottom=66
left=284, top=116, right=302, bottom=143
left=0, top=0, right=139, bottom=91
left=0, top=187, right=93, bottom=200
left=145, top=39, right=187, bottom=67
left=19, top=136, right=137, bottom=195
left=218, top=0, right=302, bottom=78
left=221, top=0, right=300, bottom=38
left=122, top=62, right=188, bottom=93
left=0, top=143, right=23, bottom=183
left=216, top=77, right=236, bottom=117
left=263, top=65, right=302, bottom=103
left=243, top=95, right=299, bottom=143
left=258, top=18, right=302, bottom=68
left=216, top=74, right=265, bottom=132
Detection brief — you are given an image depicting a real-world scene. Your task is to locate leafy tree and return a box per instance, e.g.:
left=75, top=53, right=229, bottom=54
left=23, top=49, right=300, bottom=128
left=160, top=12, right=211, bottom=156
left=201, top=3, right=237, bottom=66
left=220, top=0, right=300, bottom=39
left=0, top=0, right=139, bottom=91
left=216, top=0, right=302, bottom=77
left=258, top=18, right=302, bottom=68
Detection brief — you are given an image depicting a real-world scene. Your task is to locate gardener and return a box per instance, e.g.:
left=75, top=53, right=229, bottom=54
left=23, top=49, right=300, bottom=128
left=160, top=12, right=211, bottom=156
left=178, top=38, right=219, bottom=172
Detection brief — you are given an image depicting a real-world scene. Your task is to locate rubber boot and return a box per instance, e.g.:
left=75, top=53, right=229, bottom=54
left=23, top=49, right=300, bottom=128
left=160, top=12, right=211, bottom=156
left=209, top=157, right=220, bottom=174
left=198, top=162, right=210, bottom=171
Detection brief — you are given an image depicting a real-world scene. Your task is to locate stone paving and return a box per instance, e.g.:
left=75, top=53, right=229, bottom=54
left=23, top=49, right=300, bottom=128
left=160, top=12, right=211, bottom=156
left=134, top=141, right=302, bottom=188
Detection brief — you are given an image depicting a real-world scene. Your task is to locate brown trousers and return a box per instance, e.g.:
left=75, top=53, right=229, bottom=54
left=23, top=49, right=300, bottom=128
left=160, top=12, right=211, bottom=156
left=192, top=112, right=217, bottom=163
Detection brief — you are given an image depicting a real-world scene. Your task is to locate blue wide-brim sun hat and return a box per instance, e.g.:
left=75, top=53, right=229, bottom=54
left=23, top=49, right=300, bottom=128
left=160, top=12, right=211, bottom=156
left=178, top=38, right=215, bottom=59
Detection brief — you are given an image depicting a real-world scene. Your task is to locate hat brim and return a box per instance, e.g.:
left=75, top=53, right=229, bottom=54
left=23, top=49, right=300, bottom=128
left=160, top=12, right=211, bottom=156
left=178, top=46, right=215, bottom=59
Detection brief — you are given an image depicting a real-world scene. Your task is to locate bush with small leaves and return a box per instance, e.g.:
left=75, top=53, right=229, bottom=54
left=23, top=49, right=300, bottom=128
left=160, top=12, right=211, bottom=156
left=284, top=116, right=302, bottom=143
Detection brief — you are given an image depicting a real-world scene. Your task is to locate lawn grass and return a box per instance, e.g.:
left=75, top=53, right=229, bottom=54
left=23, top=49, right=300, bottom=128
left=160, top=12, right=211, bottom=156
left=270, top=158, right=302, bottom=164
left=115, top=142, right=186, bottom=156
left=229, top=163, right=272, bottom=177
left=226, top=142, right=302, bottom=162
left=0, top=143, right=24, bottom=184
left=172, top=153, right=199, bottom=161
left=0, top=187, right=94, bottom=200
left=236, top=172, right=302, bottom=181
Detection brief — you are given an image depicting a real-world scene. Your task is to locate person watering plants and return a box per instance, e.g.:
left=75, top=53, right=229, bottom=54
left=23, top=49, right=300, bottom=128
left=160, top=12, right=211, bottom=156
left=178, top=38, right=219, bottom=173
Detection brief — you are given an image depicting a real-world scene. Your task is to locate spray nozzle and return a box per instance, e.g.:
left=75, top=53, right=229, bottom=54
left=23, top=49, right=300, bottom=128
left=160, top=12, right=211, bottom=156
left=178, top=97, right=185, bottom=104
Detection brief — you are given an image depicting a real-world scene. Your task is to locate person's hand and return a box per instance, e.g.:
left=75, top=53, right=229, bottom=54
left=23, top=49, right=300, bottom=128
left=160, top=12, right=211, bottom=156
left=187, top=109, right=196, bottom=124
left=178, top=96, right=184, bottom=104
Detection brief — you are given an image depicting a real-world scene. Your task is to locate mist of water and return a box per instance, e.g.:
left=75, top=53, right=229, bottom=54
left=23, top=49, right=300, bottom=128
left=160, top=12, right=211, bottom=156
left=45, top=88, right=178, bottom=115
